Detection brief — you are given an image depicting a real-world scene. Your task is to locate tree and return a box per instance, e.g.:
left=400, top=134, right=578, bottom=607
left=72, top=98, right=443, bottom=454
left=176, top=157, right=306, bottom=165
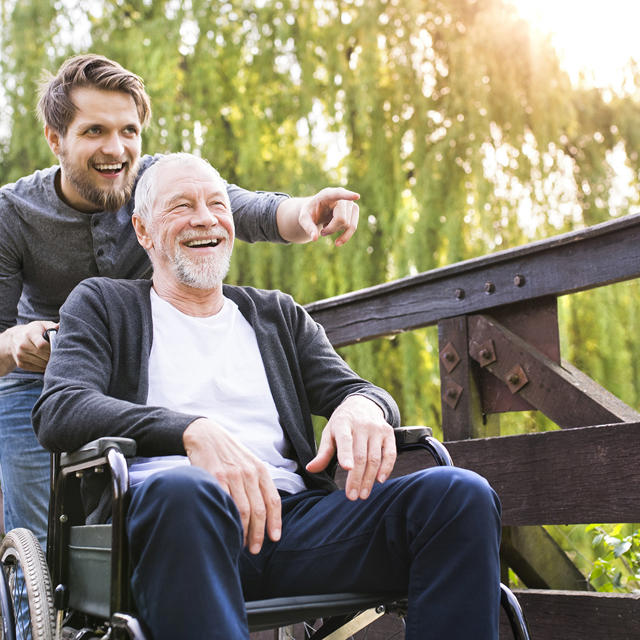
left=1, top=0, right=639, bottom=431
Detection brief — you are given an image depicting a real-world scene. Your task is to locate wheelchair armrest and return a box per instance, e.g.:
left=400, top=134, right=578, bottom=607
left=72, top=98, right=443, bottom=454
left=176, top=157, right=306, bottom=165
left=395, top=426, right=453, bottom=467
left=394, top=425, right=433, bottom=446
left=60, top=437, right=137, bottom=468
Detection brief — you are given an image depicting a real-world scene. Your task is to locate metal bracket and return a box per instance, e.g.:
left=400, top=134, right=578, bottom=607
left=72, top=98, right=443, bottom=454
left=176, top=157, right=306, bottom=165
left=443, top=381, right=463, bottom=409
left=469, top=339, right=497, bottom=367
left=505, top=364, right=528, bottom=393
left=439, top=342, right=460, bottom=373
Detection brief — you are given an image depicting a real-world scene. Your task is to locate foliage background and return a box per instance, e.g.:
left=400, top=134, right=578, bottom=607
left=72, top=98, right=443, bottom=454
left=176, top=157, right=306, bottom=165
left=2, top=0, right=640, bottom=591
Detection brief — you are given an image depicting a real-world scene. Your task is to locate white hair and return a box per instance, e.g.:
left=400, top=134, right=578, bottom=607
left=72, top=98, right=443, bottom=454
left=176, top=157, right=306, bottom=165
left=133, top=153, right=226, bottom=224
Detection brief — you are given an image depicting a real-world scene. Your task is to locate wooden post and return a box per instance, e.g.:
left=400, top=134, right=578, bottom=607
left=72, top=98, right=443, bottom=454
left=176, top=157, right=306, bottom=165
left=438, top=316, right=499, bottom=440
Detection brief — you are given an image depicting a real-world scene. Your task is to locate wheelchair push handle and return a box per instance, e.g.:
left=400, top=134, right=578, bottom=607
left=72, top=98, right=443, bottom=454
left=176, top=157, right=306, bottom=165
left=43, top=327, right=58, bottom=350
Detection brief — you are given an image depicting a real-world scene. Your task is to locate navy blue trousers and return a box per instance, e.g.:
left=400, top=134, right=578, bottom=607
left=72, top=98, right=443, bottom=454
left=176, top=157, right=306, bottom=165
left=126, top=466, right=501, bottom=639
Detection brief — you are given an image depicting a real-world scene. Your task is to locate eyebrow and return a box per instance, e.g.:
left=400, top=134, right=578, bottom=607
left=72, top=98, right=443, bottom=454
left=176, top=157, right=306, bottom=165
left=163, top=189, right=228, bottom=207
left=162, top=192, right=192, bottom=209
left=75, top=120, right=140, bottom=131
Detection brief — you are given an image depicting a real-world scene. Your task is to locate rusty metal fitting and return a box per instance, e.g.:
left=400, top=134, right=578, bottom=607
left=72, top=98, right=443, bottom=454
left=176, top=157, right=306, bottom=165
left=506, top=364, right=528, bottom=393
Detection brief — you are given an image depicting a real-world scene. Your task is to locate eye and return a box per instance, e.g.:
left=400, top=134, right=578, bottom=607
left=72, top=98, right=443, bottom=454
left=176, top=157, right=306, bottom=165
left=85, top=126, right=102, bottom=135
left=123, top=125, right=140, bottom=136
left=210, top=195, right=231, bottom=209
left=170, top=202, right=190, bottom=212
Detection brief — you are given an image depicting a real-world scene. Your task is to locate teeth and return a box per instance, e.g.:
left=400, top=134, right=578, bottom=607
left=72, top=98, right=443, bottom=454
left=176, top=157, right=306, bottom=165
left=95, top=163, right=123, bottom=171
left=185, top=238, right=220, bottom=247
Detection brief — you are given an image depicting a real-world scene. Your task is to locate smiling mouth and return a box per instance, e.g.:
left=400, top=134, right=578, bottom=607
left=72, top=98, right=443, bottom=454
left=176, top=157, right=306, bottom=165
left=184, top=238, right=222, bottom=248
left=93, top=162, right=126, bottom=175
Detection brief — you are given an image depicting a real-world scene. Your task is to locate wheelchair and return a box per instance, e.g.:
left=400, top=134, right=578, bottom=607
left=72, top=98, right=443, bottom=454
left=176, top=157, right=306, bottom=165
left=0, top=422, right=531, bottom=640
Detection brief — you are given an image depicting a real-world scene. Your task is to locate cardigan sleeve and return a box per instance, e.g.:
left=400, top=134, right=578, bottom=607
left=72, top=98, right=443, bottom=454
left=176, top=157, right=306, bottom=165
left=290, top=298, right=401, bottom=429
left=32, top=279, right=200, bottom=455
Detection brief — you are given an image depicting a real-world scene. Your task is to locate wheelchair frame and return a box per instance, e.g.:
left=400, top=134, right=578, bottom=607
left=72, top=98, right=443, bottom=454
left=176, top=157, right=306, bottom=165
left=1, top=427, right=531, bottom=640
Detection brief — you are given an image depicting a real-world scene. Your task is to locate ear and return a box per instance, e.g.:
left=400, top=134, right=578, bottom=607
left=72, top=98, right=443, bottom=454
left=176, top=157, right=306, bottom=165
left=44, top=125, right=62, bottom=156
left=132, top=213, right=154, bottom=251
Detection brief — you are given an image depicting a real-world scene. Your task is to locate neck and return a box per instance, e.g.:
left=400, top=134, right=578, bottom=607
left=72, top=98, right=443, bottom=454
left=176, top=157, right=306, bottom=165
left=152, top=279, right=225, bottom=317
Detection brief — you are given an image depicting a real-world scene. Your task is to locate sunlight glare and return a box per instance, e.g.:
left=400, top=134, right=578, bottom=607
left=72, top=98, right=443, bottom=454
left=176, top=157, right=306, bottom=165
left=507, top=0, right=640, bottom=91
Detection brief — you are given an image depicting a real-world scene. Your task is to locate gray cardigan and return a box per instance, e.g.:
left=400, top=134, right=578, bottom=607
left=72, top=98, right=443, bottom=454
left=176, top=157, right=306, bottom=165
left=33, top=278, right=400, bottom=492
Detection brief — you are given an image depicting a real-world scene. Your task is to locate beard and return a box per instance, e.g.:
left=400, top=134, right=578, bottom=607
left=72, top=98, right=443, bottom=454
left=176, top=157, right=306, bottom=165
left=58, top=147, right=139, bottom=212
left=168, top=231, right=233, bottom=290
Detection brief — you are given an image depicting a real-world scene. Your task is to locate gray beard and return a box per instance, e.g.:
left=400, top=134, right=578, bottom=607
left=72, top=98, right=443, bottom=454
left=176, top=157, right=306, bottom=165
left=172, top=248, right=232, bottom=290
left=59, top=152, right=139, bottom=212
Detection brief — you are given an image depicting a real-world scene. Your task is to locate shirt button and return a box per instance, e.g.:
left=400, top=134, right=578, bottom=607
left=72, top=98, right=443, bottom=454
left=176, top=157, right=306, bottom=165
left=96, top=248, right=104, bottom=257
left=93, top=218, right=100, bottom=227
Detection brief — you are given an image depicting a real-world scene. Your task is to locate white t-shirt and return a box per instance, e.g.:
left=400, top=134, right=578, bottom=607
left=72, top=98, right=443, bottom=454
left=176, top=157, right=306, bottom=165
left=128, top=290, right=306, bottom=494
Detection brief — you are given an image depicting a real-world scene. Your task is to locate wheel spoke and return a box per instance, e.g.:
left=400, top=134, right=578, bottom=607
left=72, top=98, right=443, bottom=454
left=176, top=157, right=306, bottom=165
left=5, top=563, right=30, bottom=640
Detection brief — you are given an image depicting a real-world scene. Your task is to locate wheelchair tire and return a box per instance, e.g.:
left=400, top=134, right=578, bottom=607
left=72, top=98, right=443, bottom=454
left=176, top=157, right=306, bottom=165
left=0, top=529, right=55, bottom=640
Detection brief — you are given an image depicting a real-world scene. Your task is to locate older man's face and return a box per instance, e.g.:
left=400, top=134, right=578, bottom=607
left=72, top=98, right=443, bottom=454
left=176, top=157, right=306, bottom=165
left=146, top=160, right=234, bottom=290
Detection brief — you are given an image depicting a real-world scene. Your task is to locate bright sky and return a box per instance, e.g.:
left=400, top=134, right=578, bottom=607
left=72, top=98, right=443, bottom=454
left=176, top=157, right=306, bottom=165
left=507, top=0, right=640, bottom=92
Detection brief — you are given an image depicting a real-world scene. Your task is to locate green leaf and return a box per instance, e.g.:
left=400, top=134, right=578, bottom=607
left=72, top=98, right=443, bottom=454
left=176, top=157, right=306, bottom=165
left=614, top=541, right=632, bottom=558
left=590, top=566, right=604, bottom=580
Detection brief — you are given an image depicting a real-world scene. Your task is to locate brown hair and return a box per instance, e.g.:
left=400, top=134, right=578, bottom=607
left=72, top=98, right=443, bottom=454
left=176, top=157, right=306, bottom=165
left=37, top=54, right=151, bottom=135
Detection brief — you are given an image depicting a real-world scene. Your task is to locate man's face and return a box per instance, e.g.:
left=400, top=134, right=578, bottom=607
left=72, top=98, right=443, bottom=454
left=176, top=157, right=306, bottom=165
left=142, top=161, right=235, bottom=291
left=47, top=87, right=142, bottom=212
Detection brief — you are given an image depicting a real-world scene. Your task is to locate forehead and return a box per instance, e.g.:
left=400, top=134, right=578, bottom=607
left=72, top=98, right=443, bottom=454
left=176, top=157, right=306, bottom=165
left=68, top=86, right=141, bottom=130
left=154, top=161, right=227, bottom=201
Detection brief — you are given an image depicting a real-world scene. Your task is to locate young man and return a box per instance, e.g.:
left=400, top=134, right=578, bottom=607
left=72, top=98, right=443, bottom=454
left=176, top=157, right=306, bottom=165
left=0, top=54, right=359, bottom=547
left=33, top=153, right=501, bottom=640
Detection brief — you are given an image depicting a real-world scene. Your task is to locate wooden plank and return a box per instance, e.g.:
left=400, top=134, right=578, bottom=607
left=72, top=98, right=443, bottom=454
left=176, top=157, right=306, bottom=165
left=479, top=298, right=560, bottom=414
left=499, top=590, right=640, bottom=640
left=306, top=213, right=640, bottom=346
left=502, top=526, right=591, bottom=590
left=308, top=591, right=640, bottom=640
left=390, top=422, right=640, bottom=525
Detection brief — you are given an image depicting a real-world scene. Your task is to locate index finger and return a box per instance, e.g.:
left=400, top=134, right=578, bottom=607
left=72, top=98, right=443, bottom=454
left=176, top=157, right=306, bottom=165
left=317, top=187, right=360, bottom=204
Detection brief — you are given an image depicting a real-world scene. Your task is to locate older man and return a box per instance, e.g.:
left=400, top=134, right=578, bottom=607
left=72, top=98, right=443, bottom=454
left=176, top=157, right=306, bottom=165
left=33, top=153, right=501, bottom=640
left=0, top=53, right=360, bottom=548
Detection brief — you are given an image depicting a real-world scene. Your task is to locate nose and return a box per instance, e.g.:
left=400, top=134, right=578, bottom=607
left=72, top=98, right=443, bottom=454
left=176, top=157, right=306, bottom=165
left=101, top=131, right=125, bottom=158
left=190, top=202, right=218, bottom=227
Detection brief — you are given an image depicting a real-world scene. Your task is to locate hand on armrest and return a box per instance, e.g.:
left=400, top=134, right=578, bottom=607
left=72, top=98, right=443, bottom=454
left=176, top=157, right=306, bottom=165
left=306, top=395, right=396, bottom=501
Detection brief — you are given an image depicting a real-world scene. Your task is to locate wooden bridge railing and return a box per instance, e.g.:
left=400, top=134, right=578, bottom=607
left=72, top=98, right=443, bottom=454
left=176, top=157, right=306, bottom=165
left=305, top=212, right=640, bottom=639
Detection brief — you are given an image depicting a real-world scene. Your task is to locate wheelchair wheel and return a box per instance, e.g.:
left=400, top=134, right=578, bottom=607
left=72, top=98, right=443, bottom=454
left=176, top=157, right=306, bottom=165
left=0, top=529, right=55, bottom=640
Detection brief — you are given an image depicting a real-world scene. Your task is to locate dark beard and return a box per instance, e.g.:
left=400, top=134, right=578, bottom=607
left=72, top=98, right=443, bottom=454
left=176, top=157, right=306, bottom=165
left=60, top=152, right=140, bottom=212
